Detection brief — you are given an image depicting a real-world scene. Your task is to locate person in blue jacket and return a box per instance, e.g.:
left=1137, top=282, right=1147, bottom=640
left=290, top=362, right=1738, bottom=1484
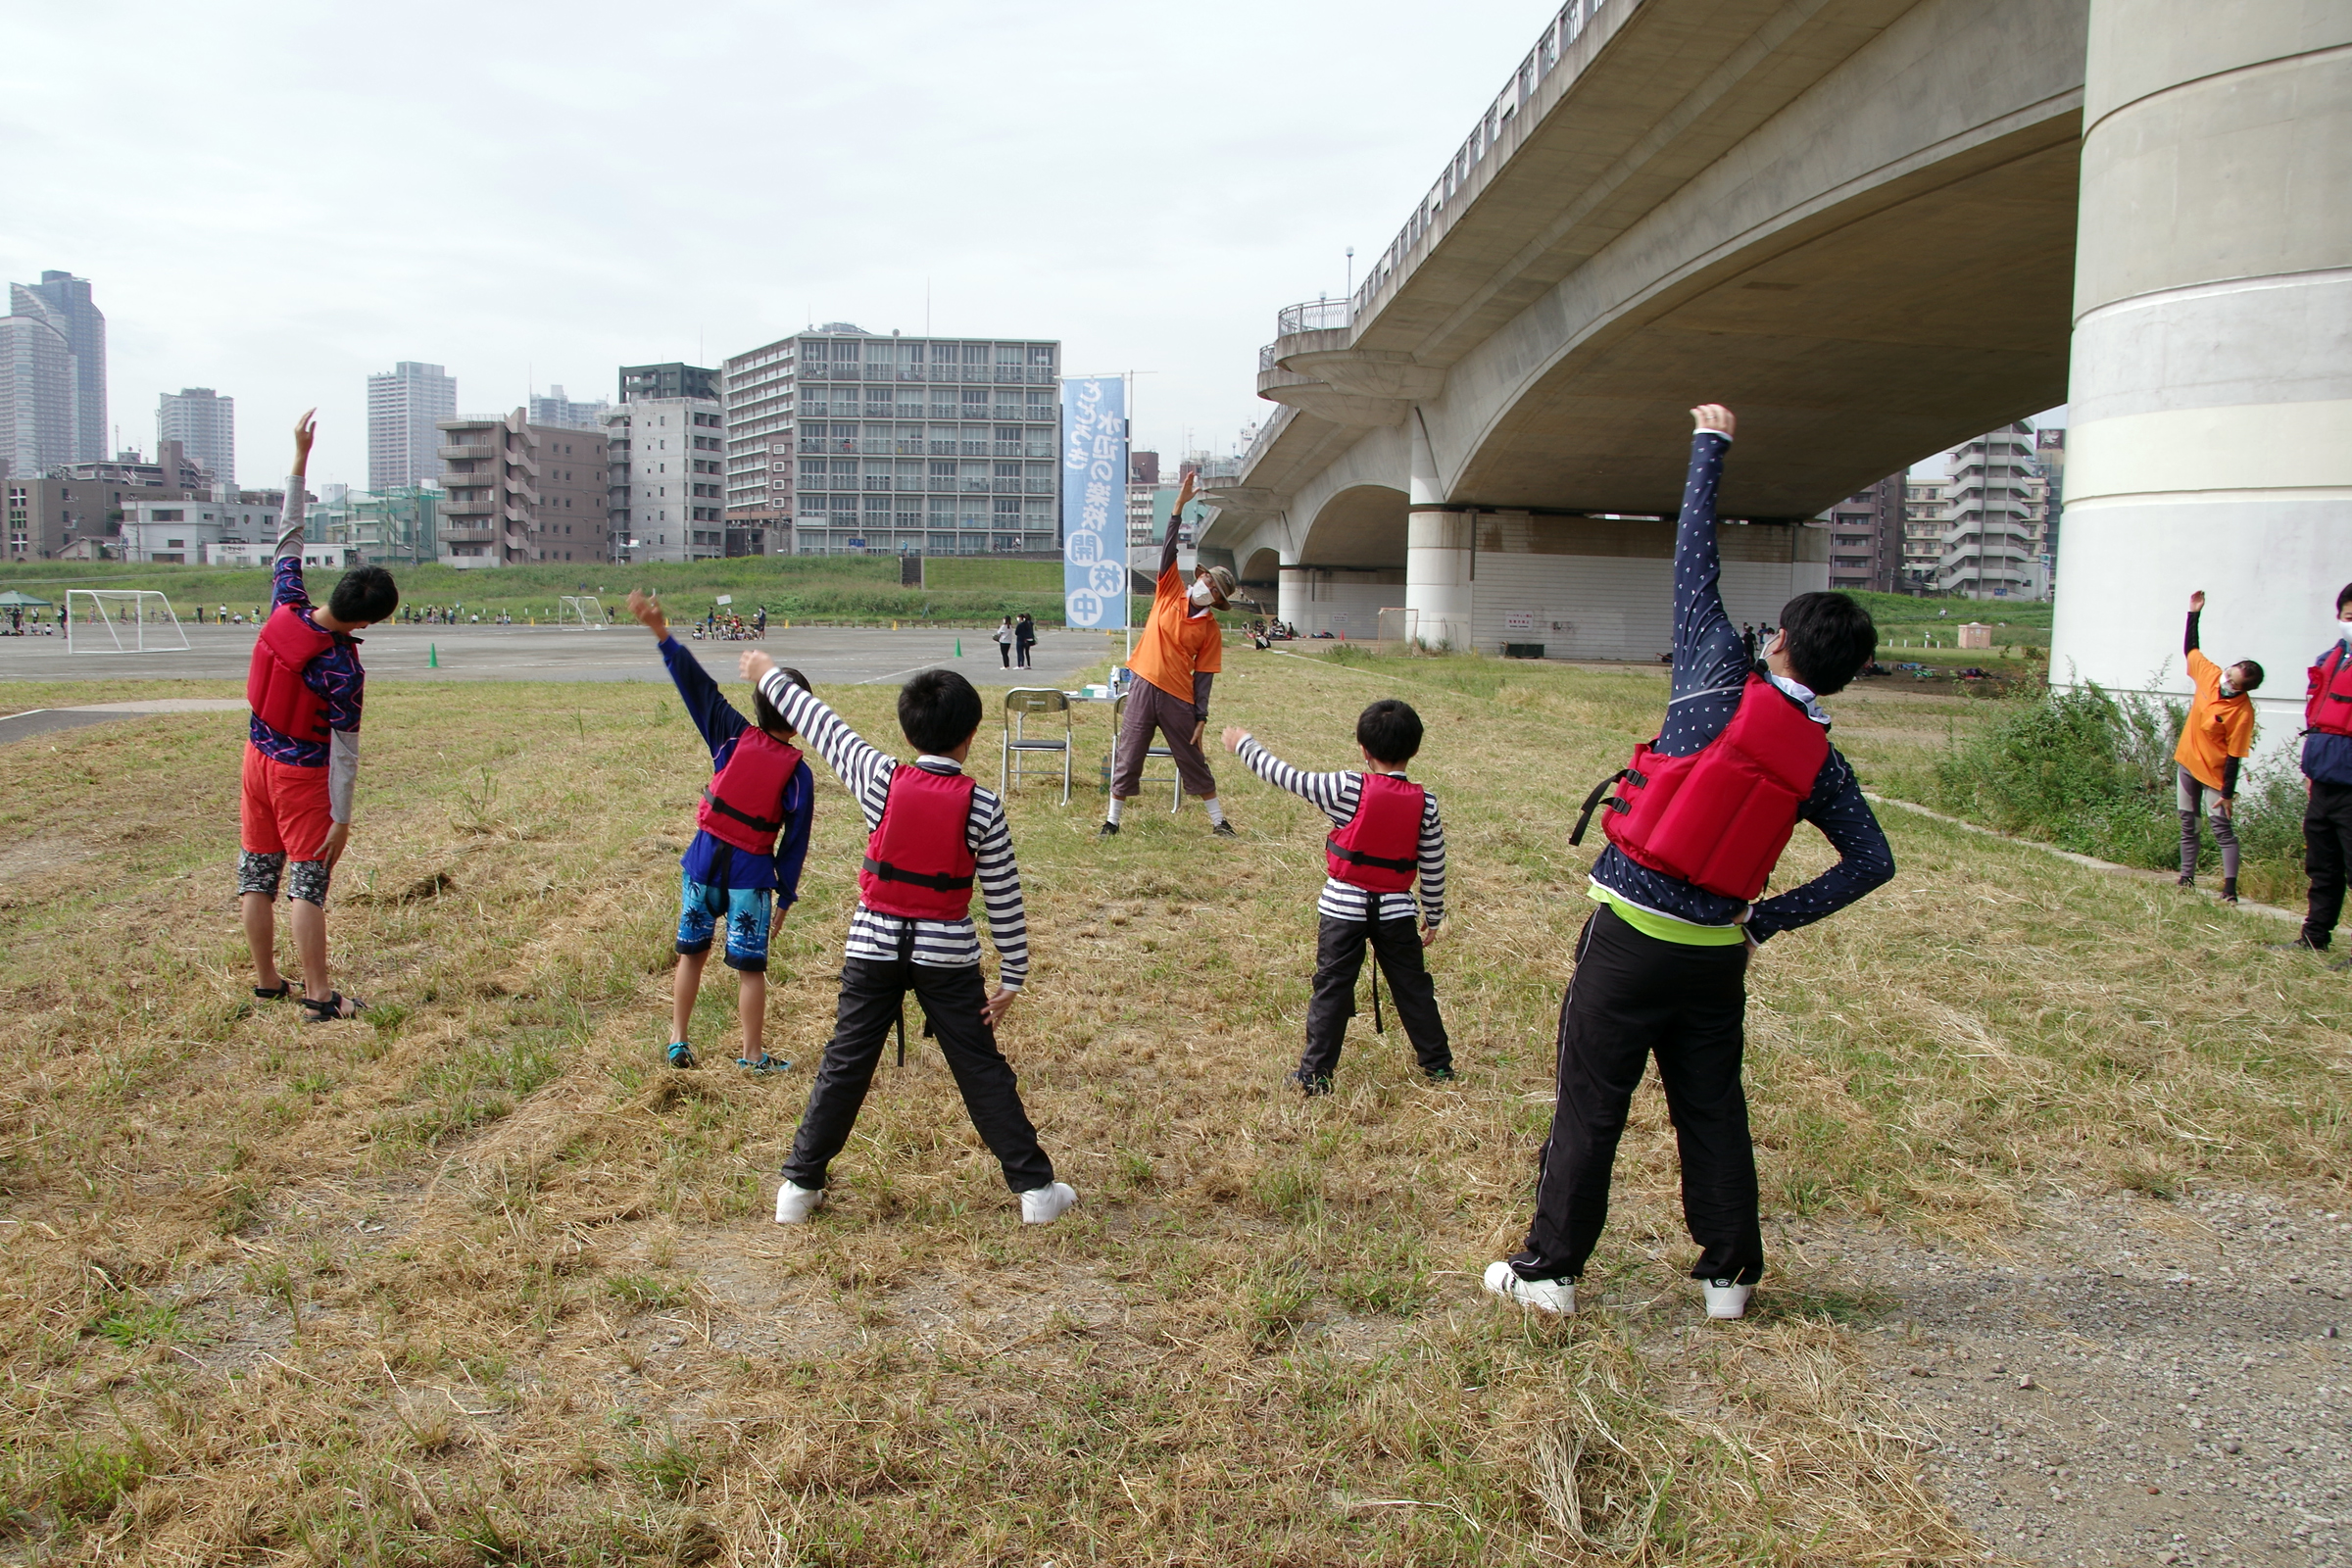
left=629, top=589, right=814, bottom=1072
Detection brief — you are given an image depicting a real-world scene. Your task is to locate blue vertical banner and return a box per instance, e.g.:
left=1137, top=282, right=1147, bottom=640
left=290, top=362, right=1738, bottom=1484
left=1059, top=376, right=1128, bottom=630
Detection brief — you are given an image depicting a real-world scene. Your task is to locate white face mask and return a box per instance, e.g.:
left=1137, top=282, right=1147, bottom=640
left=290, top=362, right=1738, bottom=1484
left=2338, top=618, right=2352, bottom=644
left=1188, top=579, right=1214, bottom=607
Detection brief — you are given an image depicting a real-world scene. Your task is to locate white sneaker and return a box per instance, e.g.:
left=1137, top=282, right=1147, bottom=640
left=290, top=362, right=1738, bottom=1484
left=1483, top=1260, right=1575, bottom=1315
left=1019, top=1181, right=1078, bottom=1224
left=773, top=1180, right=826, bottom=1224
left=1702, top=1278, right=1753, bottom=1319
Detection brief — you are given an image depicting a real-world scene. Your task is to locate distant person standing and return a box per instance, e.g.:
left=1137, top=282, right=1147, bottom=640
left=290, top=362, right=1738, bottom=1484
left=1101, top=471, right=1239, bottom=838
left=995, top=616, right=1014, bottom=668
left=1013, top=612, right=1036, bottom=669
left=2283, top=582, right=2352, bottom=958
left=2173, top=590, right=2261, bottom=906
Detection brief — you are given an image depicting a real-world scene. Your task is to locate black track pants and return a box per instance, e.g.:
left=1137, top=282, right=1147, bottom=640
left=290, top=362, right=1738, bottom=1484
left=782, top=956, right=1054, bottom=1193
left=1510, top=903, right=1761, bottom=1284
left=1298, top=913, right=1450, bottom=1081
left=2302, top=780, right=2352, bottom=949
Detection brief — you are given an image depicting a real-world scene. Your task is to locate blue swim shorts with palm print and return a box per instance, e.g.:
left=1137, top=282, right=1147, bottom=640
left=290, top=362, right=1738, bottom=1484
left=675, top=873, right=772, bottom=971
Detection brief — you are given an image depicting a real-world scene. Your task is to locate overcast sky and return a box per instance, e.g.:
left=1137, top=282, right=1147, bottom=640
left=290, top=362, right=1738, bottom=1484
left=2, top=0, right=1555, bottom=488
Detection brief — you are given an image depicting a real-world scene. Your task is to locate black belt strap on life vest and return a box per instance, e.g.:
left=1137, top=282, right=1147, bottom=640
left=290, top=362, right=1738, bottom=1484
left=1568, top=768, right=1641, bottom=847
left=1328, top=839, right=1419, bottom=875
left=703, top=786, right=782, bottom=833
left=862, top=856, right=974, bottom=892
left=1364, top=911, right=1385, bottom=1035
left=889, top=923, right=939, bottom=1068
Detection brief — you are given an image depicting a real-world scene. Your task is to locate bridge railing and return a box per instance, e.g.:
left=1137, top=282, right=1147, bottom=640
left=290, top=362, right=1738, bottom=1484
left=1344, top=0, right=1637, bottom=328
left=1275, top=299, right=1354, bottom=337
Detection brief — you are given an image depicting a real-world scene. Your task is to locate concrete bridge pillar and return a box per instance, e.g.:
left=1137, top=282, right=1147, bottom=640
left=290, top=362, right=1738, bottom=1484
left=1405, top=416, right=1474, bottom=651
left=2051, top=0, right=2352, bottom=730
left=1277, top=564, right=1309, bottom=632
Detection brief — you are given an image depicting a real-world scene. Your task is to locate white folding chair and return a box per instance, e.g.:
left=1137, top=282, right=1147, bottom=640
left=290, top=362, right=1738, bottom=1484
left=1000, top=687, right=1073, bottom=805
left=1109, top=692, right=1184, bottom=812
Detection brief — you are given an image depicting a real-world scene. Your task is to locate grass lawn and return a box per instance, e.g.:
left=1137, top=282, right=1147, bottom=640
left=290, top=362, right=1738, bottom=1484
left=1, top=644, right=2343, bottom=1562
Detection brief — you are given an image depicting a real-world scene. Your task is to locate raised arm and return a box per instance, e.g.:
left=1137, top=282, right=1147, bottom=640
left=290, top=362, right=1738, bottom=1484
left=1223, top=727, right=1354, bottom=821
left=1161, top=471, right=1197, bottom=578
left=637, top=590, right=745, bottom=760
left=275, top=409, right=316, bottom=558
left=2185, top=589, right=2204, bottom=658
left=1671, top=404, right=1746, bottom=704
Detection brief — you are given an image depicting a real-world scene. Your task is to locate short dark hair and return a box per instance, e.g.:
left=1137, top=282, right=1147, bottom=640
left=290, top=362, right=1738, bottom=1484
left=329, top=565, right=399, bottom=624
left=756, top=665, right=810, bottom=738
left=898, top=667, right=982, bottom=755
left=1355, top=698, right=1423, bottom=764
left=2234, top=660, right=2266, bottom=691
left=2337, top=583, right=2352, bottom=615
left=1777, top=591, right=1877, bottom=695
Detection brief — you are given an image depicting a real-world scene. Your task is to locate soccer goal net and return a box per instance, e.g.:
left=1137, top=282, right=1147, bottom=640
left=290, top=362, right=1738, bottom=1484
left=66, top=589, right=190, bottom=654
left=557, top=595, right=605, bottom=629
left=1376, top=607, right=1419, bottom=649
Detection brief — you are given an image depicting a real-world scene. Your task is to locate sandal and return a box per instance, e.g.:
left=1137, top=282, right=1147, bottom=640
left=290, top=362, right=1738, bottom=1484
left=253, top=978, right=298, bottom=1001
left=736, top=1054, right=790, bottom=1074
left=666, top=1042, right=698, bottom=1069
left=298, top=992, right=365, bottom=1023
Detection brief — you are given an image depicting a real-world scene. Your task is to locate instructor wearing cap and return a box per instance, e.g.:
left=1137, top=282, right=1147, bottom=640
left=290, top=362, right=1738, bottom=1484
left=1102, top=471, right=1239, bottom=838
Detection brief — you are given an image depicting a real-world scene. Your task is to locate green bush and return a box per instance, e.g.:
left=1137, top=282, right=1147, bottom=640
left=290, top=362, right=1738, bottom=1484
left=1930, top=679, right=2302, bottom=879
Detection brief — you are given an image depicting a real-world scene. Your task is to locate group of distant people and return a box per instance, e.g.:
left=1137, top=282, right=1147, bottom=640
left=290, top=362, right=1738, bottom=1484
left=991, top=612, right=1037, bottom=667
left=690, top=607, right=768, bottom=642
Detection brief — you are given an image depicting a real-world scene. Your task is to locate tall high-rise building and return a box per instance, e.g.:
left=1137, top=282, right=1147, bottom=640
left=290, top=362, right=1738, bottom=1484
left=1935, top=424, right=2047, bottom=601
left=15, top=273, right=104, bottom=462
left=158, top=388, right=234, bottom=486
left=719, top=324, right=1061, bottom=557
left=0, top=299, right=77, bottom=481
left=1901, top=478, right=1945, bottom=591
left=620, top=363, right=718, bottom=404
left=529, top=383, right=610, bottom=431
left=368, top=362, right=457, bottom=490
left=605, top=395, right=728, bottom=563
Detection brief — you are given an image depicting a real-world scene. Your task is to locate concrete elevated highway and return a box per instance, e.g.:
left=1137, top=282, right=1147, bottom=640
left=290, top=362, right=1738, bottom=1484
left=1200, top=0, right=2348, bottom=721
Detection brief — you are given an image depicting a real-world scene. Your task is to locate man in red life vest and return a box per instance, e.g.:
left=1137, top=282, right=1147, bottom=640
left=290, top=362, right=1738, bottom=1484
left=239, top=410, right=400, bottom=1022
left=738, top=652, right=1076, bottom=1226
left=629, top=590, right=815, bottom=1073
left=1485, top=403, right=1893, bottom=1321
left=1223, top=699, right=1452, bottom=1094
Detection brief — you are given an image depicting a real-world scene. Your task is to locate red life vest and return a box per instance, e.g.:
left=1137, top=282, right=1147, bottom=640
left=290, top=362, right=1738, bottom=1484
left=2307, top=643, right=2352, bottom=737
left=698, top=728, right=804, bottom=856
left=245, top=605, right=335, bottom=744
left=858, top=765, right=979, bottom=919
left=1327, top=772, right=1426, bottom=893
left=1583, top=674, right=1829, bottom=902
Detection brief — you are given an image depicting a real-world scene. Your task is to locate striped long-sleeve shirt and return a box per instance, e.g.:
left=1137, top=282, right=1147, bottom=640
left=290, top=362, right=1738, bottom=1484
left=1235, top=735, right=1446, bottom=926
left=759, top=671, right=1030, bottom=989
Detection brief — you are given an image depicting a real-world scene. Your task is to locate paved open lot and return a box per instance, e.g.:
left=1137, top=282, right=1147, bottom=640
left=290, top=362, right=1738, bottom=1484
left=0, top=623, right=1125, bottom=689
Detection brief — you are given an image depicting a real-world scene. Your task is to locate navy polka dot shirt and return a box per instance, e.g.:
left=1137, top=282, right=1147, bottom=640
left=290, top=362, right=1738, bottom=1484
left=1589, top=431, right=1894, bottom=941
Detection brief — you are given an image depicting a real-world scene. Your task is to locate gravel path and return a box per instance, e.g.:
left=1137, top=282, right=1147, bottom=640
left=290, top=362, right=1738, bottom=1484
left=1808, top=1189, right=2352, bottom=1566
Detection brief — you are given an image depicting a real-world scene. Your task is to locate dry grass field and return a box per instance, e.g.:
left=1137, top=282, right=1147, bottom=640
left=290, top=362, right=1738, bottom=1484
left=1, top=647, right=2344, bottom=1564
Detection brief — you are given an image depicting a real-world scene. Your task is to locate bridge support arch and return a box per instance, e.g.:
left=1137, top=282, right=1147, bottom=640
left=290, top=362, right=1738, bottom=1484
left=1405, top=416, right=1475, bottom=652
left=2052, top=0, right=2352, bottom=731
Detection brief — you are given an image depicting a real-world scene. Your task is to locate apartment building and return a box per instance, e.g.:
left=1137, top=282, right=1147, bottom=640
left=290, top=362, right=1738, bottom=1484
left=721, top=324, right=1060, bottom=558
left=536, top=423, right=607, bottom=562
left=529, top=383, right=610, bottom=431
left=1815, top=472, right=1904, bottom=593
left=158, top=388, right=234, bottom=486
left=0, top=298, right=78, bottom=480
left=13, top=272, right=104, bottom=463
left=1900, top=478, right=1945, bottom=590
left=1, top=441, right=213, bottom=560
left=1935, top=424, right=2047, bottom=600
left=607, top=392, right=727, bottom=564
left=368, top=362, right=457, bottom=490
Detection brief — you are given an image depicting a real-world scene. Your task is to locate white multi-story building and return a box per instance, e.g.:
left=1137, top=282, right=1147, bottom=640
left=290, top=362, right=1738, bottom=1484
left=1935, top=424, right=2048, bottom=601
left=529, top=383, right=610, bottom=431
left=721, top=324, right=1060, bottom=558
left=606, top=395, right=727, bottom=563
left=157, top=387, right=233, bottom=486
left=368, top=362, right=456, bottom=490
left=14, top=273, right=104, bottom=463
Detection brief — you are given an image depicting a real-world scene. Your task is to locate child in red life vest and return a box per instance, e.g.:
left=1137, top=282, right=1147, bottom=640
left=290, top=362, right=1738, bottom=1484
left=1222, top=700, right=1452, bottom=1094
left=2283, top=582, right=2352, bottom=956
left=629, top=591, right=814, bottom=1073
left=239, top=410, right=400, bottom=1023
left=1485, top=404, right=1894, bottom=1323
left=738, top=652, right=1077, bottom=1227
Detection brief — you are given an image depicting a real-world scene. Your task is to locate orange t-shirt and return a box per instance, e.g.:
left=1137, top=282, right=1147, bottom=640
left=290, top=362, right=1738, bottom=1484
left=1128, top=564, right=1223, bottom=704
left=2175, top=647, right=2256, bottom=792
